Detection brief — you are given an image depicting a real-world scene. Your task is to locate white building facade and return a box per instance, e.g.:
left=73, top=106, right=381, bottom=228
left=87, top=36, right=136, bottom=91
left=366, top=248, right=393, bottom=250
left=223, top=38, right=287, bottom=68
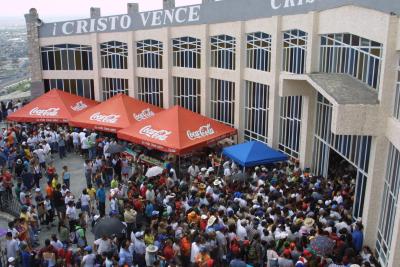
left=25, top=0, right=400, bottom=265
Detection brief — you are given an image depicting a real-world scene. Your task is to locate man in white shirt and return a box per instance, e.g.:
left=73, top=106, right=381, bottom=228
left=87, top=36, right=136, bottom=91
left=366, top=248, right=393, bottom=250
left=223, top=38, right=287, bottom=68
left=71, top=131, right=80, bottom=153
left=82, top=246, right=96, bottom=267
left=94, top=236, right=112, bottom=255
left=33, top=146, right=46, bottom=169
left=5, top=232, right=19, bottom=260
left=188, top=163, right=199, bottom=180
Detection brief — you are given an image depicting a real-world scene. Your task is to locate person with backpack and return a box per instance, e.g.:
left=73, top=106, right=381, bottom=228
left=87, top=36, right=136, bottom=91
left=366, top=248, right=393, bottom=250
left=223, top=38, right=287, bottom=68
left=246, top=233, right=263, bottom=267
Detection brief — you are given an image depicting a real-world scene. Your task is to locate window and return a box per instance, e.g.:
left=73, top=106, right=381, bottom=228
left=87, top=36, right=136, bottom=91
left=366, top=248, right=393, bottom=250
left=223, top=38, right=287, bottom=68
left=43, top=79, right=95, bottom=100
left=282, top=29, right=307, bottom=74
left=101, top=78, right=129, bottom=100
left=394, top=59, right=400, bottom=120
left=136, top=39, right=163, bottom=69
left=173, top=77, right=201, bottom=113
left=100, top=41, right=128, bottom=69
left=41, top=44, right=93, bottom=71
left=244, top=81, right=269, bottom=143
left=279, top=96, right=302, bottom=159
left=210, top=79, right=235, bottom=126
left=137, top=77, right=163, bottom=108
left=246, top=32, right=272, bottom=72
left=172, top=37, right=201, bottom=68
left=320, top=33, right=383, bottom=90
left=210, top=35, right=236, bottom=70
left=376, top=144, right=400, bottom=266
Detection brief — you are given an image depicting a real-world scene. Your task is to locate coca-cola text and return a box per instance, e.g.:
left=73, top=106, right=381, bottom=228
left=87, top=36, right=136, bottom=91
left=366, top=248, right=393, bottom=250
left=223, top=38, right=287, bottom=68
left=133, top=108, right=155, bottom=121
left=187, top=124, right=215, bottom=140
left=29, top=107, right=60, bottom=117
left=89, top=112, right=120, bottom=124
left=139, top=125, right=171, bottom=141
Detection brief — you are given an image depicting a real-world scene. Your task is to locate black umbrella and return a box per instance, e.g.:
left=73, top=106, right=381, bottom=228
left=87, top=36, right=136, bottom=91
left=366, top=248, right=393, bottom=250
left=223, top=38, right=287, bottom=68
left=105, top=143, right=125, bottom=154
left=93, top=217, right=127, bottom=239
left=232, top=172, right=248, bottom=182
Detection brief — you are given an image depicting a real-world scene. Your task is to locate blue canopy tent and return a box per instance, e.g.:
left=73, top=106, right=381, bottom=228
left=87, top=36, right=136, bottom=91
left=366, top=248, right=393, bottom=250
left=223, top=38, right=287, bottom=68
left=222, top=141, right=288, bottom=168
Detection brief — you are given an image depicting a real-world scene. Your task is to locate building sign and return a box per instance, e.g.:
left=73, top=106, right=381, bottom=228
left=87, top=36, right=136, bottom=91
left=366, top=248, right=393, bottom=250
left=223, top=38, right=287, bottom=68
left=38, top=0, right=400, bottom=37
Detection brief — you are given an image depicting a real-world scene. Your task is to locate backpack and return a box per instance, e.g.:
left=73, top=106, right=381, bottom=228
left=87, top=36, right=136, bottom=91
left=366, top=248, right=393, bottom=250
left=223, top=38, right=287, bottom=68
left=247, top=240, right=258, bottom=261
left=230, top=238, right=241, bottom=255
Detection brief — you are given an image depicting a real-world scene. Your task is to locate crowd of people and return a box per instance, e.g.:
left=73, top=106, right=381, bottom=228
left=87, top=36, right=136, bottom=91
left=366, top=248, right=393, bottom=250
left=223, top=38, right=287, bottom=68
left=0, top=120, right=381, bottom=267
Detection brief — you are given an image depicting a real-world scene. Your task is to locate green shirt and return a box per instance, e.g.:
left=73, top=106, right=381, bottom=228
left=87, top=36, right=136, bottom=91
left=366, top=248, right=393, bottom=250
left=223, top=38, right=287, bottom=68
left=111, top=179, right=118, bottom=189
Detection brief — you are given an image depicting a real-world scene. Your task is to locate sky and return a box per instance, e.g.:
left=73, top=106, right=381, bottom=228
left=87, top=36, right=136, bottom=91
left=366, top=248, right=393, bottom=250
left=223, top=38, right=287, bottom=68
left=1, top=0, right=203, bottom=21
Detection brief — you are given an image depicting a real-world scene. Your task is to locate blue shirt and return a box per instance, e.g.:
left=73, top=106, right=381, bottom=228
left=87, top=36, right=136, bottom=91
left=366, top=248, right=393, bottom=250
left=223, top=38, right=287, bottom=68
left=96, top=188, right=106, bottom=203
left=352, top=230, right=363, bottom=252
left=118, top=248, right=133, bottom=266
left=21, top=251, right=31, bottom=267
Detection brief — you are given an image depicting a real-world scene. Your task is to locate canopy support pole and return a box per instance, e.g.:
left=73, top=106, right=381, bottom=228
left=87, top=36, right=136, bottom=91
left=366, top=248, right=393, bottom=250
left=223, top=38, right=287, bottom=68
left=217, top=152, right=223, bottom=179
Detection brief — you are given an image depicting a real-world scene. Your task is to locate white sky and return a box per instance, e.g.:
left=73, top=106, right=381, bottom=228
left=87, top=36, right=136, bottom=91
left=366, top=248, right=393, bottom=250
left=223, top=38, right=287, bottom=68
left=1, top=0, right=202, bottom=20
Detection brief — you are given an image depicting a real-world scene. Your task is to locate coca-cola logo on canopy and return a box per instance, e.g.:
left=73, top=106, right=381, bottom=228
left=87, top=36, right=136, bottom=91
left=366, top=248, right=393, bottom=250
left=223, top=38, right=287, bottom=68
left=70, top=100, right=88, bottom=112
left=29, top=107, right=60, bottom=117
left=187, top=124, right=215, bottom=140
left=133, top=108, right=155, bottom=121
left=89, top=112, right=120, bottom=124
left=139, top=125, right=171, bottom=141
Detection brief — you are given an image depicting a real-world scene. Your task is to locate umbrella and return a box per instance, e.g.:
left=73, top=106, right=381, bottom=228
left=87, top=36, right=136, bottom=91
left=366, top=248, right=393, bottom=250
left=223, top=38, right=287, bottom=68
left=310, top=235, right=335, bottom=256
left=145, top=166, right=164, bottom=177
left=0, top=227, right=8, bottom=237
left=93, top=217, right=126, bottom=239
left=105, top=143, right=125, bottom=154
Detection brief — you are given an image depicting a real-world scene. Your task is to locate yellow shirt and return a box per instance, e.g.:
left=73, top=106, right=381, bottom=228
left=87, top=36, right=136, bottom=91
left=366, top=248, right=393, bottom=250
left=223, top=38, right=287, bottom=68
left=51, top=178, right=58, bottom=189
left=87, top=188, right=96, bottom=199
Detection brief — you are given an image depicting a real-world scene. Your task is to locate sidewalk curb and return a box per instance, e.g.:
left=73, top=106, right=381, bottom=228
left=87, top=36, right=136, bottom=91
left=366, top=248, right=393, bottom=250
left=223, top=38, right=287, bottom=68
left=0, top=211, right=15, bottom=222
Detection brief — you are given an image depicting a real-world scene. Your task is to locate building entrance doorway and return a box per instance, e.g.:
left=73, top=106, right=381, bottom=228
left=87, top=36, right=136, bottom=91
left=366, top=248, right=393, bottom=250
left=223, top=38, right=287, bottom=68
left=328, top=148, right=357, bottom=179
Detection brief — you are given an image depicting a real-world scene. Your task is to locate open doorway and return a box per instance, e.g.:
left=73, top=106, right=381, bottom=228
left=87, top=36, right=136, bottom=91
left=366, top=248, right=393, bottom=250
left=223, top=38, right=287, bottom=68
left=328, top=148, right=357, bottom=179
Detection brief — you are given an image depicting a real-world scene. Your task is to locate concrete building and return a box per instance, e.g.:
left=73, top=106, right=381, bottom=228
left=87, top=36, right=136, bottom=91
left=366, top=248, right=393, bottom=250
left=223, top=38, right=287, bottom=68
left=25, top=0, right=400, bottom=265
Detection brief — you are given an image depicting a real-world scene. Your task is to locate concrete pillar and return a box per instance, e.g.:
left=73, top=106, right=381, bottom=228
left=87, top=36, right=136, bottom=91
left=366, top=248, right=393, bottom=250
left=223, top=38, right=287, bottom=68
left=24, top=8, right=44, bottom=99
left=127, top=3, right=139, bottom=15
left=235, top=21, right=245, bottom=142
left=200, top=25, right=210, bottom=117
left=90, top=33, right=101, bottom=101
left=90, top=7, right=101, bottom=18
left=298, top=90, right=317, bottom=169
left=362, top=136, right=389, bottom=247
left=163, top=0, right=175, bottom=9
left=128, top=31, right=136, bottom=98
left=163, top=27, right=172, bottom=108
left=305, top=12, right=319, bottom=73
left=269, top=16, right=282, bottom=148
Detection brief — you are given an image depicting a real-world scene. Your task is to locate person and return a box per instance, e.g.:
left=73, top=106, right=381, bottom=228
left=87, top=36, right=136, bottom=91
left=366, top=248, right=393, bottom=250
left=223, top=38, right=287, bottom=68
left=188, top=162, right=199, bottom=180
left=58, top=133, right=66, bottom=159
left=61, top=165, right=71, bottom=188
left=80, top=189, right=91, bottom=216
left=119, top=240, right=133, bottom=266
left=84, top=160, right=93, bottom=188
left=5, top=232, right=19, bottom=261
left=82, top=246, right=96, bottom=267
left=124, top=204, right=137, bottom=237
left=20, top=242, right=32, bottom=267
left=53, top=184, right=66, bottom=221
left=352, top=223, right=364, bottom=253
left=66, top=201, right=79, bottom=231
left=38, top=239, right=58, bottom=267
left=195, top=245, right=212, bottom=267
left=96, top=183, right=106, bottom=217
left=93, top=235, right=112, bottom=255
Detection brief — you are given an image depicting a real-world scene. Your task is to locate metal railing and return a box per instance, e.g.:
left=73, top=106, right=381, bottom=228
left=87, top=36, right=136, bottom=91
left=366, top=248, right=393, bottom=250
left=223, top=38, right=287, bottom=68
left=0, top=191, right=21, bottom=217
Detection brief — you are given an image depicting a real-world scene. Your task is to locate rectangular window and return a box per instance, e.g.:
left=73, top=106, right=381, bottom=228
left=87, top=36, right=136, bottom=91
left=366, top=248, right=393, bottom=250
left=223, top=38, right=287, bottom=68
left=282, top=29, right=308, bottom=74
left=279, top=96, right=302, bottom=159
left=210, top=35, right=236, bottom=70
left=136, top=40, right=163, bottom=69
left=246, top=32, right=272, bottom=72
left=173, top=77, right=201, bottom=113
left=100, top=41, right=128, bottom=69
left=320, top=33, right=383, bottom=90
left=137, top=77, right=163, bottom=108
left=244, top=81, right=269, bottom=143
left=376, top=143, right=400, bottom=266
left=210, top=79, right=235, bottom=126
left=172, top=37, right=201, bottom=68
left=40, top=44, right=93, bottom=71
left=43, top=79, right=95, bottom=100
left=102, top=77, right=129, bottom=100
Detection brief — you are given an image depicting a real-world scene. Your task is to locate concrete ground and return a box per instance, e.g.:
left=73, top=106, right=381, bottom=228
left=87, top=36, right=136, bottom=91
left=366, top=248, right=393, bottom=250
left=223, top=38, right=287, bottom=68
left=0, top=152, right=98, bottom=247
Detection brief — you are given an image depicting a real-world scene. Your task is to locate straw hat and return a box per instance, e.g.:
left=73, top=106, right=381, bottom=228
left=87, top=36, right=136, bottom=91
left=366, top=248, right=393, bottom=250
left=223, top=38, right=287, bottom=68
left=199, top=183, right=206, bottom=190
left=207, top=215, right=217, bottom=227
left=303, top=218, right=315, bottom=228
left=146, top=245, right=158, bottom=253
left=201, top=214, right=208, bottom=220
left=213, top=180, right=222, bottom=186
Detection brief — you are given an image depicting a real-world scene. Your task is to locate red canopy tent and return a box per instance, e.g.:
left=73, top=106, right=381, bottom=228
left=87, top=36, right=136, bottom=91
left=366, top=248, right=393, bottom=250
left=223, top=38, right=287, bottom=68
left=69, top=93, right=163, bottom=133
left=7, top=89, right=98, bottom=123
left=117, top=105, right=237, bottom=155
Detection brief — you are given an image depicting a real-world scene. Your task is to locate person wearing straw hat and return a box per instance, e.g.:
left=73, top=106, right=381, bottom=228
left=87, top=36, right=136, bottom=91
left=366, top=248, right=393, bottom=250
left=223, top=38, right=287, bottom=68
left=145, top=244, right=159, bottom=266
